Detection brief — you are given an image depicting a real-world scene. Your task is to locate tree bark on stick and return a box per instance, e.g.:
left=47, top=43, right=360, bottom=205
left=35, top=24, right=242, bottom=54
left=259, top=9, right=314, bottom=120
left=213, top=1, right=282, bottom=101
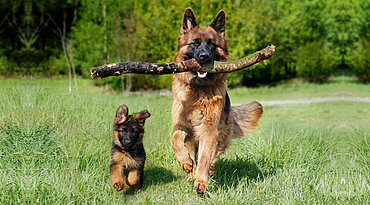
left=91, top=45, right=275, bottom=79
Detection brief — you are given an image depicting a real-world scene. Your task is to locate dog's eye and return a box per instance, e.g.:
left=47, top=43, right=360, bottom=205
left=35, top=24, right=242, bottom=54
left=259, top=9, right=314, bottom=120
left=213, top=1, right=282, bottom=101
left=191, top=38, right=201, bottom=47
left=118, top=130, right=126, bottom=134
left=207, top=39, right=216, bottom=46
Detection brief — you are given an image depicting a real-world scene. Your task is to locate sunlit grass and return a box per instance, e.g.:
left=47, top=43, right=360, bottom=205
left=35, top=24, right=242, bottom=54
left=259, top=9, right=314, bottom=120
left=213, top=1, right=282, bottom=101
left=0, top=78, right=368, bottom=204
left=228, top=75, right=370, bottom=103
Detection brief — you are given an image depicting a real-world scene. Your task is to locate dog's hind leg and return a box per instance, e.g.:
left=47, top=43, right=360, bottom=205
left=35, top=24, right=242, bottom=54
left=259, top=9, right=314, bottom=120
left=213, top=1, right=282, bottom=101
left=209, top=134, right=232, bottom=173
left=184, top=138, right=198, bottom=178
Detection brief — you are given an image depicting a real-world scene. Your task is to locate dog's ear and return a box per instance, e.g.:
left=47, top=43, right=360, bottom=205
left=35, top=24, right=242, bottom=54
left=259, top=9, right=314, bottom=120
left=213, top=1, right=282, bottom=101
left=181, top=8, right=199, bottom=34
left=209, top=10, right=226, bottom=37
left=133, top=110, right=151, bottom=123
left=115, top=104, right=129, bottom=124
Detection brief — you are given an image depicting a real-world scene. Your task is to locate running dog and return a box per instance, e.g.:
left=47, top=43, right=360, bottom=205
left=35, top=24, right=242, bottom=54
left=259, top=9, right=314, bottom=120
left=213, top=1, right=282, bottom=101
left=171, top=8, right=263, bottom=194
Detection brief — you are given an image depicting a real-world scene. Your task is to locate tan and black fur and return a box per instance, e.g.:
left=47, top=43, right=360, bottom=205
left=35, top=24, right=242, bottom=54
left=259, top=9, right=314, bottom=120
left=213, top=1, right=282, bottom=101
left=110, top=105, right=151, bottom=191
left=172, top=8, right=263, bottom=194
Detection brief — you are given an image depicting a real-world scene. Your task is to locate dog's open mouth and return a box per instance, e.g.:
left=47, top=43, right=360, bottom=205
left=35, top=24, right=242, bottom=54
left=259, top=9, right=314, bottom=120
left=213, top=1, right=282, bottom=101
left=197, top=72, right=207, bottom=78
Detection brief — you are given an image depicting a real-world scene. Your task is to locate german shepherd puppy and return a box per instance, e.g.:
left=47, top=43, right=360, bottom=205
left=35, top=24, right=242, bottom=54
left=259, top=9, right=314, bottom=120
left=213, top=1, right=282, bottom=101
left=172, top=8, right=263, bottom=194
left=110, top=105, right=151, bottom=191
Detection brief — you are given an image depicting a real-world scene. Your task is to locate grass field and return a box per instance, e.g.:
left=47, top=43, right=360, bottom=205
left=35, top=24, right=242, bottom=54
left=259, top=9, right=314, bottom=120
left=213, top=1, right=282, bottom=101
left=0, top=77, right=369, bottom=204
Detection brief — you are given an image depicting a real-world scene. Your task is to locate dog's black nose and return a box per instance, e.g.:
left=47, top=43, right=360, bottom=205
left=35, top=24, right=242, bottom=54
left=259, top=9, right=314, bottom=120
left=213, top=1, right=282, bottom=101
left=199, top=52, right=210, bottom=62
left=122, top=139, right=131, bottom=145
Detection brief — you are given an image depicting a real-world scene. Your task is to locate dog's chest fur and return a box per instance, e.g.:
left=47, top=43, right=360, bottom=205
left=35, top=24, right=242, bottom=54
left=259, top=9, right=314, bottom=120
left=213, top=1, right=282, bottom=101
left=172, top=72, right=231, bottom=137
left=111, top=144, right=145, bottom=170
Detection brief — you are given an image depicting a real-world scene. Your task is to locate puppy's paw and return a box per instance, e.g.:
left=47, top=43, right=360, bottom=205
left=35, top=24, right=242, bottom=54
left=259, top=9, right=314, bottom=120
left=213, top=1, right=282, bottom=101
left=194, top=179, right=208, bottom=195
left=112, top=180, right=125, bottom=192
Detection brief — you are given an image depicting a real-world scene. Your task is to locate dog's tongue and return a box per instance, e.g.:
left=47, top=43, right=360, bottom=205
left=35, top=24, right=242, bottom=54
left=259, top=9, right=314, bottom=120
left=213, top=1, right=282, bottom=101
left=197, top=72, right=207, bottom=78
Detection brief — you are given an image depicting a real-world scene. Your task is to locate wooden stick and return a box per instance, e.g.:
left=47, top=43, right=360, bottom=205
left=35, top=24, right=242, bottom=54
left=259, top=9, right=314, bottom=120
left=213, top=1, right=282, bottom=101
left=91, top=45, right=275, bottom=79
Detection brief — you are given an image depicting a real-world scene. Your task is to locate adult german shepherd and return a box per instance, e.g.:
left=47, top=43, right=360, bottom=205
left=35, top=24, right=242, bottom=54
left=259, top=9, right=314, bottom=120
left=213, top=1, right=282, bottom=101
left=172, top=8, right=263, bottom=194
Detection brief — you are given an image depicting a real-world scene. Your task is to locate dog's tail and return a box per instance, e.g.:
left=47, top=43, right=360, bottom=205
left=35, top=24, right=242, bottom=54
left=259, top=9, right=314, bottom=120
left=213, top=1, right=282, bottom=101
left=232, top=101, right=263, bottom=138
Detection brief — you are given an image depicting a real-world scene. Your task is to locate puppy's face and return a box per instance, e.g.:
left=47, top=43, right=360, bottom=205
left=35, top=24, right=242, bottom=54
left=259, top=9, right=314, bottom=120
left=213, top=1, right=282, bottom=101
left=113, top=105, right=150, bottom=149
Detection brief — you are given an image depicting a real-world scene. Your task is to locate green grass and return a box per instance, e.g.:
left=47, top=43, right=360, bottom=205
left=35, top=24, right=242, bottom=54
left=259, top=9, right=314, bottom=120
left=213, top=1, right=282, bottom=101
left=0, top=77, right=368, bottom=204
left=228, top=75, right=370, bottom=103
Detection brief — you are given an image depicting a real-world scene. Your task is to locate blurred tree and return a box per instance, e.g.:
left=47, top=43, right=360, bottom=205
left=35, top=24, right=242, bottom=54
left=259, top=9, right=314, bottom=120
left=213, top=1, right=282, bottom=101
left=0, top=0, right=76, bottom=75
left=295, top=41, right=332, bottom=82
left=350, top=0, right=369, bottom=82
left=0, top=0, right=368, bottom=87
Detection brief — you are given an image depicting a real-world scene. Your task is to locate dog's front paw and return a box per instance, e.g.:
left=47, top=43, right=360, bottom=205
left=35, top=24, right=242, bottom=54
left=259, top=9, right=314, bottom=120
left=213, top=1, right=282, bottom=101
left=194, top=179, right=208, bottom=195
left=112, top=180, right=125, bottom=192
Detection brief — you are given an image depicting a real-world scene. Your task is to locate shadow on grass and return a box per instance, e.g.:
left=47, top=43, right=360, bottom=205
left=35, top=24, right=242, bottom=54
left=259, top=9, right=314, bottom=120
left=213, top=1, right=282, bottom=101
left=144, top=166, right=178, bottom=186
left=211, top=156, right=276, bottom=190
left=122, top=166, right=178, bottom=195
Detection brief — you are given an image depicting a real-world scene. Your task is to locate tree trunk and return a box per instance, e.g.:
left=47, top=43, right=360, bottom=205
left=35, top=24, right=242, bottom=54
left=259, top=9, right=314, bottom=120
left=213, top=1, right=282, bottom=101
left=61, top=36, right=72, bottom=93
left=91, top=45, right=275, bottom=79
left=103, top=1, right=107, bottom=64
left=67, top=42, right=78, bottom=91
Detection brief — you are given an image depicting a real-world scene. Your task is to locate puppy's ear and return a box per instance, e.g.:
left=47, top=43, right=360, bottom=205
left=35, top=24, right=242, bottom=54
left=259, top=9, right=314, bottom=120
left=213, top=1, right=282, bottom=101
left=115, top=104, right=128, bottom=124
left=181, top=8, right=199, bottom=34
left=133, top=110, right=151, bottom=122
left=209, top=10, right=226, bottom=37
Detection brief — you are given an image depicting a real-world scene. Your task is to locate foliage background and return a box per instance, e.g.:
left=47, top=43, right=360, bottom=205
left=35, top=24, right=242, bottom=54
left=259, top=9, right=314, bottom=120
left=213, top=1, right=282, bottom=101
left=0, top=0, right=369, bottom=90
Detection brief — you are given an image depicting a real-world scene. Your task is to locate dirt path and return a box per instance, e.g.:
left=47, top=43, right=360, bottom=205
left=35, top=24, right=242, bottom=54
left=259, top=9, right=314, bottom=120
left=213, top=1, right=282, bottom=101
left=258, top=97, right=370, bottom=106
left=143, top=90, right=370, bottom=106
